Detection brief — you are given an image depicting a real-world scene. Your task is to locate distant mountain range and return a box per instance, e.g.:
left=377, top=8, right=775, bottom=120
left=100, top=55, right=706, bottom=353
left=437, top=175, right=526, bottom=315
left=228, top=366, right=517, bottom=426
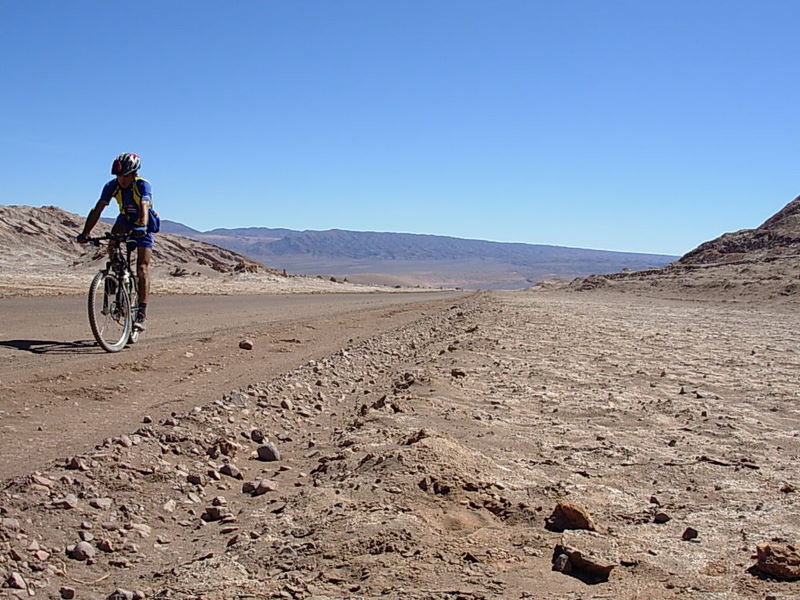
left=158, top=221, right=677, bottom=289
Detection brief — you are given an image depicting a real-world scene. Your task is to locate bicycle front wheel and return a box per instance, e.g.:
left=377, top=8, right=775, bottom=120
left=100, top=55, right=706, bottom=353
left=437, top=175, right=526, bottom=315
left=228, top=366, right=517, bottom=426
left=127, top=274, right=140, bottom=345
left=87, top=271, right=132, bottom=352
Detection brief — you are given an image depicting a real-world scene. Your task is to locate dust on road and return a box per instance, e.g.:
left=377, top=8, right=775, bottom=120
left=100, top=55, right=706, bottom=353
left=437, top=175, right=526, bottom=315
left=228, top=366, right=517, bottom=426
left=0, top=292, right=465, bottom=478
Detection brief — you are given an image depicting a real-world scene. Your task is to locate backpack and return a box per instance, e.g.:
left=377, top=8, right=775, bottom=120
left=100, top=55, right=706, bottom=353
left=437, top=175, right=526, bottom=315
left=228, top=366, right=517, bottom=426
left=147, top=207, right=161, bottom=233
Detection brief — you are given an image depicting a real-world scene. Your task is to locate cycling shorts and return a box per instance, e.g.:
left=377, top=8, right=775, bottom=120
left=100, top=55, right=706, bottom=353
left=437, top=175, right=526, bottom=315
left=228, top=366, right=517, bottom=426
left=114, top=214, right=155, bottom=249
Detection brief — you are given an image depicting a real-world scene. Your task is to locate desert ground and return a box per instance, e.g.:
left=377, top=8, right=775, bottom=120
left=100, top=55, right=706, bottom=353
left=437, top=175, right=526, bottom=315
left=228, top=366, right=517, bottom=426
left=1, top=278, right=798, bottom=599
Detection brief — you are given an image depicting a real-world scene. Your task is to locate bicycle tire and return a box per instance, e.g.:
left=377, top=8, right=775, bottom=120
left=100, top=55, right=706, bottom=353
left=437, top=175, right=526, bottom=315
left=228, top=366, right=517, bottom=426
left=127, top=274, right=140, bottom=345
left=87, top=271, right=132, bottom=353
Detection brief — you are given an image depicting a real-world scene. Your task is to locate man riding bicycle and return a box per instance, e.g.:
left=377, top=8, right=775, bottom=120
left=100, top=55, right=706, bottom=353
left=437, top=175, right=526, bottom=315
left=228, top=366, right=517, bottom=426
left=77, top=153, right=155, bottom=331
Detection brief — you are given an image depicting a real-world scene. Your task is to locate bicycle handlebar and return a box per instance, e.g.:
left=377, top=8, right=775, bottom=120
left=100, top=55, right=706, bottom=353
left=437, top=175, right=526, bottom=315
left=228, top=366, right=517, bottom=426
left=84, top=232, right=135, bottom=246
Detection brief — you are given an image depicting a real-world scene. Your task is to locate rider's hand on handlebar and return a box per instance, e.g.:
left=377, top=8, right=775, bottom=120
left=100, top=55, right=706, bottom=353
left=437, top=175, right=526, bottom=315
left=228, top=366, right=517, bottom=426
left=76, top=233, right=89, bottom=244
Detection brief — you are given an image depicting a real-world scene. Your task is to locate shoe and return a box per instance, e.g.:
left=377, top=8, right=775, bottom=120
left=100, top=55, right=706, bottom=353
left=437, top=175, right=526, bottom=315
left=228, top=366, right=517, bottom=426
left=133, top=312, right=147, bottom=332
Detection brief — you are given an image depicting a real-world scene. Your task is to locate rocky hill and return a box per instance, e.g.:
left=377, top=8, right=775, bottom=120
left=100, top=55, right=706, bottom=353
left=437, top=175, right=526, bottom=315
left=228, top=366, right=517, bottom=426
left=560, top=195, right=800, bottom=304
left=679, top=195, right=800, bottom=264
left=162, top=223, right=677, bottom=290
left=0, top=205, right=267, bottom=276
left=0, top=206, right=446, bottom=297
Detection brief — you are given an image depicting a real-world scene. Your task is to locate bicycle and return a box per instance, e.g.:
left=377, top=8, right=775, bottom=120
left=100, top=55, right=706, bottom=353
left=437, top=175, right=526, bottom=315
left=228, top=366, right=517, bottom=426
left=85, top=232, right=143, bottom=352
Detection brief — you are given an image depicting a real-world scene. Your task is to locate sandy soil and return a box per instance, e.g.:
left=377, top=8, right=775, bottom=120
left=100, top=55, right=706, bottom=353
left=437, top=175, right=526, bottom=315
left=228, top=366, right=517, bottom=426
left=0, top=292, right=464, bottom=479
left=1, top=289, right=798, bottom=599
left=0, top=267, right=427, bottom=299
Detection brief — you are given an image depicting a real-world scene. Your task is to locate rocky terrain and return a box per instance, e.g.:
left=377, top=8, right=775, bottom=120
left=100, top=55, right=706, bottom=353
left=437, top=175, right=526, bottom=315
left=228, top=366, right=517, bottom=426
left=560, top=195, right=800, bottom=305
left=1, top=291, right=799, bottom=599
left=0, top=206, right=418, bottom=297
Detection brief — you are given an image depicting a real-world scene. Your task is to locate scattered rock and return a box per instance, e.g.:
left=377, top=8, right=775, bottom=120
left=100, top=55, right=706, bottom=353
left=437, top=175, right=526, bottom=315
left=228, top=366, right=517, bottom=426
left=128, top=523, right=152, bottom=538
left=243, top=479, right=277, bottom=496
left=207, top=439, right=239, bottom=458
left=65, top=456, right=88, bottom=471
left=6, top=572, right=27, bottom=590
left=34, top=549, right=50, bottom=561
left=30, top=474, right=55, bottom=488
left=257, top=442, right=281, bottom=462
left=751, top=542, right=800, bottom=581
left=250, top=429, right=266, bottom=443
left=546, top=501, right=599, bottom=532
left=220, top=463, right=243, bottom=480
left=90, top=497, right=113, bottom=510
left=682, top=527, right=699, bottom=541
left=51, top=494, right=79, bottom=509
left=1, top=517, right=21, bottom=531
left=116, top=434, right=133, bottom=448
left=654, top=512, right=671, bottom=524
left=552, top=531, right=618, bottom=584
left=255, top=480, right=276, bottom=495
left=187, top=473, right=206, bottom=486
left=68, top=541, right=96, bottom=561
left=239, top=339, right=254, bottom=350
left=60, top=587, right=76, bottom=599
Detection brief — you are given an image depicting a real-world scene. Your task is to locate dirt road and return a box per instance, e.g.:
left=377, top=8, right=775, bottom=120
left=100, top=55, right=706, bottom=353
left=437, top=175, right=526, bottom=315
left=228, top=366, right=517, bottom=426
left=0, top=291, right=466, bottom=479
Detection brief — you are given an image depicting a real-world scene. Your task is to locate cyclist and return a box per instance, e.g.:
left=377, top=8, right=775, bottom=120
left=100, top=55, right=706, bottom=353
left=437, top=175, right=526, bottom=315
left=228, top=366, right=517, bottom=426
left=77, top=153, right=154, bottom=331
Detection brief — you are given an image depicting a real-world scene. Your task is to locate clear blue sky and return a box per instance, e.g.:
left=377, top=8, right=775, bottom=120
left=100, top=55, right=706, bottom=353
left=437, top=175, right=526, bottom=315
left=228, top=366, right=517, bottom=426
left=2, top=0, right=798, bottom=255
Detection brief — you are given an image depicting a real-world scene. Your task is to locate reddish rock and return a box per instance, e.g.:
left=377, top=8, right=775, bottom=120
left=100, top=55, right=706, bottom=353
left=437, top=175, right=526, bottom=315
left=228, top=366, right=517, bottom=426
left=753, top=543, right=800, bottom=581
left=546, top=502, right=599, bottom=532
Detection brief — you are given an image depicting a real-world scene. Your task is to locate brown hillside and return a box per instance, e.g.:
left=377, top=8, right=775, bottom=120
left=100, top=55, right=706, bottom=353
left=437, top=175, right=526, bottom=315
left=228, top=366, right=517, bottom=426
left=556, top=195, right=800, bottom=304
left=680, top=195, right=800, bottom=265
left=0, top=205, right=268, bottom=275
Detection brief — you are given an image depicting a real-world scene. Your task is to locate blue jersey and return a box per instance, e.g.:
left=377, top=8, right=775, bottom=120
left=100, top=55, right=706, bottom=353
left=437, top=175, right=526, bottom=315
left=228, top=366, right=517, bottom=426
left=99, top=178, right=153, bottom=225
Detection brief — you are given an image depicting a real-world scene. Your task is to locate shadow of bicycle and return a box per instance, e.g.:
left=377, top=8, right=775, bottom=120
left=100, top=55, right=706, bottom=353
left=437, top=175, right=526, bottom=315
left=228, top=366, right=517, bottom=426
left=0, top=339, right=102, bottom=354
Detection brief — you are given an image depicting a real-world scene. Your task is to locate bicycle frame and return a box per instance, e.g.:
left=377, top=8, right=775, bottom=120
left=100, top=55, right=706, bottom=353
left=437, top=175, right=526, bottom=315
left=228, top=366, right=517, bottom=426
left=85, top=233, right=141, bottom=352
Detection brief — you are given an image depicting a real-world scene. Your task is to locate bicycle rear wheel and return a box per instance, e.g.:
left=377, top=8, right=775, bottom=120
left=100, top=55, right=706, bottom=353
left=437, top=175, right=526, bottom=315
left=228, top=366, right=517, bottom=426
left=87, top=271, right=132, bottom=352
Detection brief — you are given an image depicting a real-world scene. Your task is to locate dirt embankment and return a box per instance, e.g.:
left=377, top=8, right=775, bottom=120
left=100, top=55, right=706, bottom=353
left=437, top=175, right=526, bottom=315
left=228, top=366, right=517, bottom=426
left=1, top=291, right=798, bottom=599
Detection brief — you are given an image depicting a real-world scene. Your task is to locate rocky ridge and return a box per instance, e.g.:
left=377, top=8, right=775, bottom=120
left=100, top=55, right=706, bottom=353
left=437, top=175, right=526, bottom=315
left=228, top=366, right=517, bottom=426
left=559, top=195, right=800, bottom=303
left=0, top=205, right=266, bottom=276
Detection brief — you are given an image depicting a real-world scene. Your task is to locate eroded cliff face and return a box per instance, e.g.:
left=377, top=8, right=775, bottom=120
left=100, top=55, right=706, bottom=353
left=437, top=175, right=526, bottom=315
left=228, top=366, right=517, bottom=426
left=679, top=195, right=800, bottom=265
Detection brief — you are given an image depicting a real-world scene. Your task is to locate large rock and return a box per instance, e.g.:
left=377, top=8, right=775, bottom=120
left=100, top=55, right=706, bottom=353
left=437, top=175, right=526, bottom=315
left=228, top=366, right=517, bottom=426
left=257, top=442, right=281, bottom=462
left=552, top=530, right=619, bottom=584
left=752, top=543, right=800, bottom=581
left=545, top=501, right=599, bottom=532
left=6, top=572, right=27, bottom=589
left=68, top=541, right=96, bottom=561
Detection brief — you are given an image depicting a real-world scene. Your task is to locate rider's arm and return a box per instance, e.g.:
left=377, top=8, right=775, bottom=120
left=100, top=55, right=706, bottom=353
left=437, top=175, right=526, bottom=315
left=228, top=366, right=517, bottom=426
left=135, top=179, right=152, bottom=228
left=80, top=182, right=115, bottom=237
left=80, top=200, right=107, bottom=237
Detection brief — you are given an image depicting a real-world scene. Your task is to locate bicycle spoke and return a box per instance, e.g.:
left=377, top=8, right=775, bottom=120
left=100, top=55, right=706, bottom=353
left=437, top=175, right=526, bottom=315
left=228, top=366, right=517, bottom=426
left=87, top=271, right=131, bottom=352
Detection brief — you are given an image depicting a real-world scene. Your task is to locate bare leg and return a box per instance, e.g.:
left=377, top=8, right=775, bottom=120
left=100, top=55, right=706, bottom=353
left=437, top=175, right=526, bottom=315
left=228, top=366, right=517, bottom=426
left=137, top=247, right=152, bottom=305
